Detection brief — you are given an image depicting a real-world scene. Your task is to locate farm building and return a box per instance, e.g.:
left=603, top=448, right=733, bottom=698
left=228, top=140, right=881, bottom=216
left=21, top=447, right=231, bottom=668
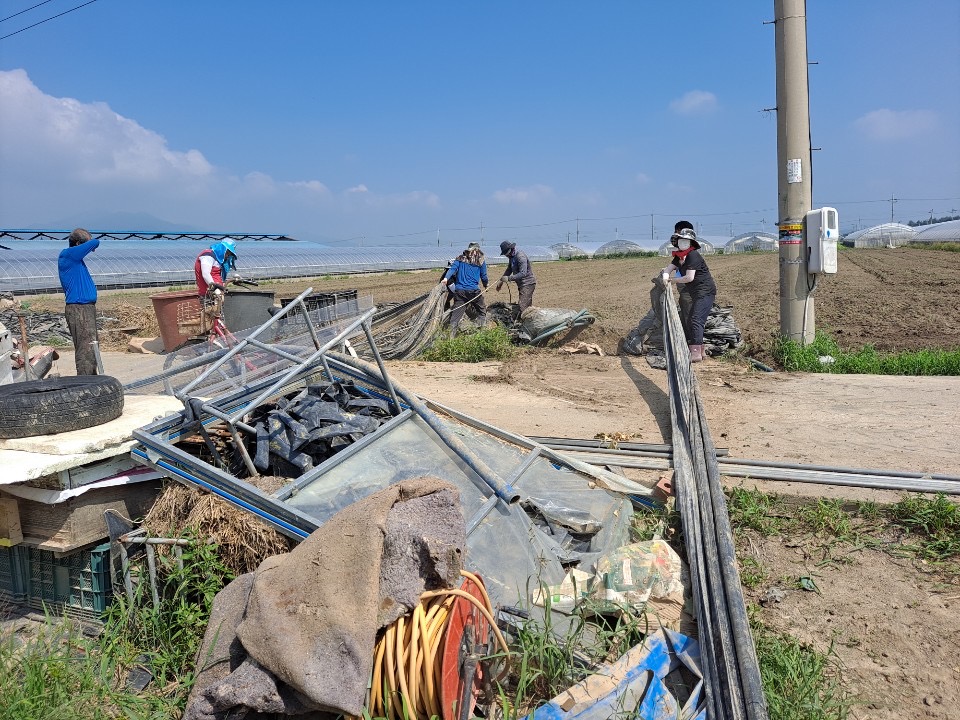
left=841, top=223, right=916, bottom=248
left=725, top=232, right=778, bottom=253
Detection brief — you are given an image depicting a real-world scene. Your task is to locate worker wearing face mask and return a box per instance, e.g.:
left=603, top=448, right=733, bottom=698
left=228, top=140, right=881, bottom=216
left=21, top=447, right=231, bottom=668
left=661, top=223, right=716, bottom=363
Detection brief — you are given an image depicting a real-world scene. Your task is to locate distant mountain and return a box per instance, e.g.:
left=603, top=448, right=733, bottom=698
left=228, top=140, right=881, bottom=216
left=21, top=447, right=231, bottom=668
left=19, top=211, right=201, bottom=233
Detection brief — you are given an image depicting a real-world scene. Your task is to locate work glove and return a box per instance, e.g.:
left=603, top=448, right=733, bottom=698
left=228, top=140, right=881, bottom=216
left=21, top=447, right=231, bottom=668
left=210, top=283, right=225, bottom=292
left=439, top=278, right=448, bottom=286
left=482, top=282, right=489, bottom=290
left=495, top=279, right=505, bottom=291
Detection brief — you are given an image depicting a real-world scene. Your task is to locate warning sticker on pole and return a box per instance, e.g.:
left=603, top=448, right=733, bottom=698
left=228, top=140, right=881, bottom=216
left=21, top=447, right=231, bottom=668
left=779, top=222, right=803, bottom=245
left=787, top=158, right=802, bottom=184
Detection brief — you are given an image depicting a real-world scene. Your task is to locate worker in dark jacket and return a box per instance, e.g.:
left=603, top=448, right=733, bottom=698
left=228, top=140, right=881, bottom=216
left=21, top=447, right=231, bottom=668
left=57, top=228, right=100, bottom=375
left=496, top=241, right=537, bottom=312
left=662, top=227, right=717, bottom=363
left=441, top=242, right=488, bottom=336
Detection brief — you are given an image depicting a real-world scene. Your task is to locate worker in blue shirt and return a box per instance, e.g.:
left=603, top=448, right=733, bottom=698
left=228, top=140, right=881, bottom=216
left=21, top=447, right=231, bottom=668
left=440, top=242, right=488, bottom=336
left=57, top=228, right=100, bottom=375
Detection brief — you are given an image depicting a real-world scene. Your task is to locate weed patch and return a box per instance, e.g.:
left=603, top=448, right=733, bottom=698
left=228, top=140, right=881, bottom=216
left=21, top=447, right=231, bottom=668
left=753, top=623, right=853, bottom=720
left=420, top=326, right=516, bottom=362
left=773, top=331, right=960, bottom=375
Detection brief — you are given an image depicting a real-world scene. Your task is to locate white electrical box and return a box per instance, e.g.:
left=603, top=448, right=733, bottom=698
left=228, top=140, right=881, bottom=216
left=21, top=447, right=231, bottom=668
left=805, top=207, right=838, bottom=274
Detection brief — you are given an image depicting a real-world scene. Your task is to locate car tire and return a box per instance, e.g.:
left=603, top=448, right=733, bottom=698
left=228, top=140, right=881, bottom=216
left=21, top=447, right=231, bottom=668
left=0, top=375, right=124, bottom=439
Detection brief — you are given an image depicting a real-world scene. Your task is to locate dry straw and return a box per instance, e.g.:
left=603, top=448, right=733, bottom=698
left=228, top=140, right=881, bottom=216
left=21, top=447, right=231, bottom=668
left=143, top=480, right=292, bottom=575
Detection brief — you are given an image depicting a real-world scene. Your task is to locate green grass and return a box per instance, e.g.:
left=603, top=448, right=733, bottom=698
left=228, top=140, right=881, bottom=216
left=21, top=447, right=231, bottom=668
left=886, top=494, right=960, bottom=563
left=420, top=326, right=516, bottom=362
left=727, top=487, right=785, bottom=535
left=774, top=331, right=960, bottom=375
left=753, top=622, right=853, bottom=720
left=0, top=537, right=233, bottom=718
left=729, top=489, right=959, bottom=577
left=906, top=242, right=960, bottom=252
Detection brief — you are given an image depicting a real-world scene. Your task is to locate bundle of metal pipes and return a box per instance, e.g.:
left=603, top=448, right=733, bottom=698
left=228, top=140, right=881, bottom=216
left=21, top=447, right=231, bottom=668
left=661, top=287, right=769, bottom=719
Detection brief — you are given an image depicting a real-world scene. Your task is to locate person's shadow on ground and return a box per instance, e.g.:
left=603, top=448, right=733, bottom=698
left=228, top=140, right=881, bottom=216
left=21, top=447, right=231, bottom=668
left=619, top=355, right=672, bottom=443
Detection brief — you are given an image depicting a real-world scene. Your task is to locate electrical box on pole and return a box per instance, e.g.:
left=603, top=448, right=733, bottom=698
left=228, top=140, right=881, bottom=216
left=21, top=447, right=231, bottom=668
left=805, top=207, right=838, bottom=274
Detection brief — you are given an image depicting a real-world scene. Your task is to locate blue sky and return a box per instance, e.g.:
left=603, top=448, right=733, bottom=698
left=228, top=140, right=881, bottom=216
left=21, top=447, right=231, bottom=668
left=1, top=1, right=958, bottom=248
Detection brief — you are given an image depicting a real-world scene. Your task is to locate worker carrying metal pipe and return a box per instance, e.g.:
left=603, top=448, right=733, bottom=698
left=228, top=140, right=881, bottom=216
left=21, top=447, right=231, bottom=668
left=495, top=241, right=537, bottom=312
left=661, top=221, right=717, bottom=363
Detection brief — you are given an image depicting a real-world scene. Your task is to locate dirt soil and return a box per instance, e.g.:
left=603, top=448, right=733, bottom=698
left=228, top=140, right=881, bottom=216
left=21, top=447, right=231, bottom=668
left=23, top=248, right=960, bottom=717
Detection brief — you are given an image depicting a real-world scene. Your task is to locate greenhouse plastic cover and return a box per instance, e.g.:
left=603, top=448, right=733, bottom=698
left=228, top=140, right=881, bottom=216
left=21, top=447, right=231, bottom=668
left=0, top=235, right=560, bottom=293
left=912, top=219, right=960, bottom=242
left=842, top=223, right=916, bottom=247
left=724, top=232, right=778, bottom=252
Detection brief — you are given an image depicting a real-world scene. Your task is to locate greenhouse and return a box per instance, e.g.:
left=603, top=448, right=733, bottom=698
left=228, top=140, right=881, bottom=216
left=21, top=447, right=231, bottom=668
left=549, top=242, right=590, bottom=259
left=841, top=223, right=916, bottom=248
left=910, top=219, right=960, bottom=244
left=0, top=233, right=560, bottom=294
left=592, top=240, right=650, bottom=257
left=724, top=232, right=778, bottom=253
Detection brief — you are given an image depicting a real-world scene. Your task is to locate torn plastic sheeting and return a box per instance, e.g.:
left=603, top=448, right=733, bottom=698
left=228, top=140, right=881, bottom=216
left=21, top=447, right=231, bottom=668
left=526, top=628, right=705, bottom=720
left=0, top=466, right=162, bottom=504
left=282, top=409, right=632, bottom=609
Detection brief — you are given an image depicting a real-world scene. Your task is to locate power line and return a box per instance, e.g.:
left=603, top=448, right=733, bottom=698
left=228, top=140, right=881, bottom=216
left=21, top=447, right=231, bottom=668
left=0, top=0, right=56, bottom=24
left=0, top=0, right=97, bottom=41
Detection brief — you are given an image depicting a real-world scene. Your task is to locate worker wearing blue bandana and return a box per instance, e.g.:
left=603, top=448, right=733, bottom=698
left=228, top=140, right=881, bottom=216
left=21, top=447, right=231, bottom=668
left=195, top=239, right=238, bottom=297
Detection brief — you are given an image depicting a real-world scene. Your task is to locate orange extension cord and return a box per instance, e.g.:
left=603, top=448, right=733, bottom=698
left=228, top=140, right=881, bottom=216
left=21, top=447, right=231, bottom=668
left=366, top=570, right=510, bottom=720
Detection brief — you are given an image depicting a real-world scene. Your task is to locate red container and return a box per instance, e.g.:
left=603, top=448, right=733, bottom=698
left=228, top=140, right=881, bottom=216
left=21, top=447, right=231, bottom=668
left=150, top=290, right=202, bottom=352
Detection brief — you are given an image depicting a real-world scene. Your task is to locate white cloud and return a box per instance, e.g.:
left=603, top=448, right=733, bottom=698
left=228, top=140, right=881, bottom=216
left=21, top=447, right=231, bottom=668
left=636, top=172, right=651, bottom=184
left=0, top=69, right=214, bottom=186
left=669, top=90, right=718, bottom=116
left=853, top=108, right=939, bottom=141
left=492, top=184, right=554, bottom=205
left=0, top=69, right=437, bottom=231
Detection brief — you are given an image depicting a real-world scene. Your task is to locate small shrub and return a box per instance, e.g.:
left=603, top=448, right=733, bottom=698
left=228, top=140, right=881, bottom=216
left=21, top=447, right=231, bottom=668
left=420, top=326, right=516, bottom=362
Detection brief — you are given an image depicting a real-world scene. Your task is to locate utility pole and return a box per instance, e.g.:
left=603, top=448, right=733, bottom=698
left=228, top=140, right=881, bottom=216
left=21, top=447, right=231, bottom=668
left=437, top=228, right=440, bottom=247
left=480, top=220, right=484, bottom=243
left=928, top=209, right=934, bottom=224
left=576, top=218, right=580, bottom=245
left=650, top=214, right=655, bottom=242
left=774, top=0, right=814, bottom=343
left=889, top=194, right=897, bottom=223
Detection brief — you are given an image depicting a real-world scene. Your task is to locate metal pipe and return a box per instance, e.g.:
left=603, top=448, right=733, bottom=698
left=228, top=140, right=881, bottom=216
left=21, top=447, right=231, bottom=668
left=91, top=340, right=105, bottom=375
left=528, top=435, right=729, bottom=456
left=361, top=319, right=402, bottom=414
left=145, top=543, right=160, bottom=609
left=119, top=541, right=134, bottom=606
left=720, top=456, right=960, bottom=483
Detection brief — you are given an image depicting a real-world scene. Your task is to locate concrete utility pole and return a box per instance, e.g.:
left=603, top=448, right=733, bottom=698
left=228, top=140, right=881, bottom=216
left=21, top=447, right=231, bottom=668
left=774, top=0, right=814, bottom=342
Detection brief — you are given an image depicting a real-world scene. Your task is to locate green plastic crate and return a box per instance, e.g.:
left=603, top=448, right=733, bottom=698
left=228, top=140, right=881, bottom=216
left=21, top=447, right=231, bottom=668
left=0, top=545, right=29, bottom=603
left=24, top=542, right=113, bottom=618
